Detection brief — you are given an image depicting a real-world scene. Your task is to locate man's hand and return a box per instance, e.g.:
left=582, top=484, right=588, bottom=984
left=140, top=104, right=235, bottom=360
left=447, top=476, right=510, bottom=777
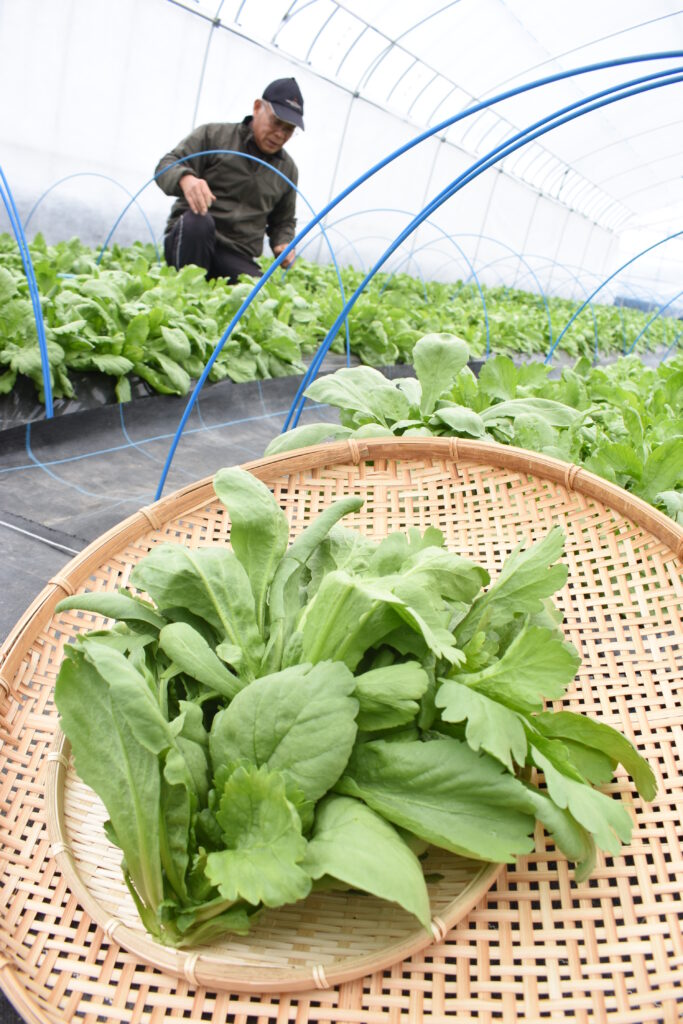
left=180, top=175, right=216, bottom=216
left=273, top=243, right=296, bottom=268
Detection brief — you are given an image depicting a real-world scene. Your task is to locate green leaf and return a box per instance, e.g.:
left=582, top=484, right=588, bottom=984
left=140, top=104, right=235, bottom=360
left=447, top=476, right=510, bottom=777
left=655, top=489, right=683, bottom=523
left=304, top=795, right=431, bottom=929
left=0, top=266, right=19, bottom=303
left=160, top=751, right=193, bottom=901
left=354, top=662, right=430, bottom=731
left=477, top=354, right=523, bottom=402
left=448, top=624, right=580, bottom=713
left=522, top=784, right=596, bottom=881
left=78, top=639, right=174, bottom=753
left=586, top=442, right=644, bottom=482
left=304, top=365, right=394, bottom=418
left=264, top=423, right=351, bottom=455
left=394, top=546, right=489, bottom=604
left=412, top=333, right=469, bottom=416
left=160, top=325, right=191, bottom=361
left=529, top=741, right=634, bottom=857
left=457, top=527, right=568, bottom=644
left=533, top=710, right=657, bottom=800
left=153, top=351, right=191, bottom=394
left=640, top=438, right=683, bottom=504
left=480, top=397, right=581, bottom=428
left=209, top=661, right=358, bottom=803
left=0, top=368, right=17, bottom=394
left=300, top=570, right=424, bottom=669
left=126, top=313, right=150, bottom=346
left=158, top=622, right=242, bottom=699
left=213, top=467, right=290, bottom=635
left=54, top=647, right=165, bottom=917
left=49, top=319, right=89, bottom=337
left=205, top=765, right=310, bottom=908
left=91, top=354, right=135, bottom=376
left=263, top=496, right=365, bottom=673
left=130, top=544, right=264, bottom=677
left=430, top=404, right=486, bottom=437
left=337, top=737, right=536, bottom=863
left=56, top=590, right=167, bottom=630
left=115, top=375, right=132, bottom=403
left=435, top=679, right=527, bottom=772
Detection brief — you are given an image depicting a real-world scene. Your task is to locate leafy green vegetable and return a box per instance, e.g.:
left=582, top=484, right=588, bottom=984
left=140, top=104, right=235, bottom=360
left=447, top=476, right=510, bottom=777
left=337, top=737, right=538, bottom=863
left=304, top=795, right=431, bottom=927
left=54, top=466, right=657, bottom=947
left=205, top=765, right=311, bottom=908
left=209, top=661, right=358, bottom=803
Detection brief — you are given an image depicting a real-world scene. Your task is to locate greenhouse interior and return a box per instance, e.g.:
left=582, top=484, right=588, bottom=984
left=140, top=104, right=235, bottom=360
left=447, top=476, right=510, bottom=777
left=0, top=2, right=681, bottom=1023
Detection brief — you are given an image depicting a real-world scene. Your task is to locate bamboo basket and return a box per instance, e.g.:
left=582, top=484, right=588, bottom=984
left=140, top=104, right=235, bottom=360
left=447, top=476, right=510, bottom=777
left=0, top=437, right=681, bottom=1023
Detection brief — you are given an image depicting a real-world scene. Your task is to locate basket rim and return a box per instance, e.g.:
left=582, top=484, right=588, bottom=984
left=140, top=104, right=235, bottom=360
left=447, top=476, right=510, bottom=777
left=2, top=437, right=681, bottom=692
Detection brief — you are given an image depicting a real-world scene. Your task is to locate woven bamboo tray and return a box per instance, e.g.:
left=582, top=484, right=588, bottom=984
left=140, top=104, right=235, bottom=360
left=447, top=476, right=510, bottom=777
left=1, top=437, right=681, bottom=1023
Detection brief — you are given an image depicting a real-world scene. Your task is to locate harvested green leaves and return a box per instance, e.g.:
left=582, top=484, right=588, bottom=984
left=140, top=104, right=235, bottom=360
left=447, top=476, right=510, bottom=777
left=54, top=468, right=656, bottom=947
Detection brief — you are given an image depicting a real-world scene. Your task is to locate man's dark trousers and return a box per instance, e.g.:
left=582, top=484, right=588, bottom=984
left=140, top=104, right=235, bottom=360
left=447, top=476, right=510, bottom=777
left=164, top=211, right=262, bottom=282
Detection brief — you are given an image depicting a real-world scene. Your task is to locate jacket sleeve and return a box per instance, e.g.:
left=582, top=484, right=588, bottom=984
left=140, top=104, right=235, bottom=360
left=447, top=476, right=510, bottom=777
left=154, top=125, right=212, bottom=196
left=266, top=163, right=298, bottom=251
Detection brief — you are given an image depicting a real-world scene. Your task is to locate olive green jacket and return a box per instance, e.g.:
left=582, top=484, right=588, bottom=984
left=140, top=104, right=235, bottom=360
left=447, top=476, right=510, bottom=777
left=155, top=118, right=298, bottom=259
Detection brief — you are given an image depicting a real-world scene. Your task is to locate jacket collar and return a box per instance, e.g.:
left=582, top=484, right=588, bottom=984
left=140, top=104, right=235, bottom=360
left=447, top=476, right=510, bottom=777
left=240, top=115, right=286, bottom=164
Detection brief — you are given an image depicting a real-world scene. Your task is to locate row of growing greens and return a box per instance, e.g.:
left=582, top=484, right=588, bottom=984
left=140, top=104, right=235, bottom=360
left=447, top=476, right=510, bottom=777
left=269, top=334, right=683, bottom=524
left=0, top=233, right=679, bottom=405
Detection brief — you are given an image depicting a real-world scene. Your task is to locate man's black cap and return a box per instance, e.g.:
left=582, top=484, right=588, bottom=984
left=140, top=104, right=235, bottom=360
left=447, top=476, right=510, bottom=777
left=262, top=77, right=305, bottom=130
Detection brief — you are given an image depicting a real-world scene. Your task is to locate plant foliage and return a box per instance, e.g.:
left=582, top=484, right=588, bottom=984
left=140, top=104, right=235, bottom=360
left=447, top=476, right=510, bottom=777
left=55, top=468, right=656, bottom=946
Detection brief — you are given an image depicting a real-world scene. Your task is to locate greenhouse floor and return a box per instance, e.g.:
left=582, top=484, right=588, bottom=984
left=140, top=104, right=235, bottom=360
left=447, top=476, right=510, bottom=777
left=0, top=369, right=356, bottom=644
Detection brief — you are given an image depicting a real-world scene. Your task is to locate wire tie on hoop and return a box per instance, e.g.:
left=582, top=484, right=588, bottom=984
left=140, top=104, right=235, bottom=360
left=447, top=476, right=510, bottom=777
left=347, top=439, right=367, bottom=465
left=448, top=438, right=460, bottom=462
left=46, top=750, right=69, bottom=769
left=183, top=952, right=200, bottom=987
left=312, top=963, right=329, bottom=990
left=564, top=463, right=581, bottom=490
left=103, top=918, right=124, bottom=943
left=139, top=505, right=163, bottom=531
left=49, top=575, right=75, bottom=596
left=49, top=841, right=71, bottom=859
left=430, top=915, right=448, bottom=942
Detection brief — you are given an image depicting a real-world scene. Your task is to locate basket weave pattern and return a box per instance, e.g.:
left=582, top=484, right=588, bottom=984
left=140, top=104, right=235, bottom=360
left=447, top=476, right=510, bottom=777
left=1, top=438, right=681, bottom=1022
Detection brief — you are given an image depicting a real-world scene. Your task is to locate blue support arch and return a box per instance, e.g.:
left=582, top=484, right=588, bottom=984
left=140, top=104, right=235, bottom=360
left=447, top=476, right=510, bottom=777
left=0, top=166, right=53, bottom=416
left=624, top=288, right=683, bottom=355
left=513, top=254, right=602, bottom=361
left=532, top=260, right=663, bottom=355
left=284, top=62, right=683, bottom=427
left=545, top=230, right=683, bottom=363
left=451, top=233, right=554, bottom=350
left=283, top=62, right=683, bottom=431
left=155, top=53, right=683, bottom=496
left=297, top=226, right=368, bottom=273
left=23, top=172, right=161, bottom=262
left=296, top=207, right=491, bottom=355
left=661, top=329, right=682, bottom=361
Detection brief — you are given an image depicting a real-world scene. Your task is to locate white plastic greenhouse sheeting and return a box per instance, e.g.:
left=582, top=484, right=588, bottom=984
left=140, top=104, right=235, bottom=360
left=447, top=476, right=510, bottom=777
left=2, top=0, right=683, bottom=307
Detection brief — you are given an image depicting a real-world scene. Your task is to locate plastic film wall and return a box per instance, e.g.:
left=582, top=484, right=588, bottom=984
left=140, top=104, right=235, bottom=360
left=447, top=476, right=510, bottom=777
left=0, top=0, right=675, bottom=302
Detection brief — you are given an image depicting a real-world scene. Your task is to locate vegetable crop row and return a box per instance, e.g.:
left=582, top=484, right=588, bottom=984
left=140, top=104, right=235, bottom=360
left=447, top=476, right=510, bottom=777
left=0, top=233, right=679, bottom=406
left=268, top=334, right=683, bottom=525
